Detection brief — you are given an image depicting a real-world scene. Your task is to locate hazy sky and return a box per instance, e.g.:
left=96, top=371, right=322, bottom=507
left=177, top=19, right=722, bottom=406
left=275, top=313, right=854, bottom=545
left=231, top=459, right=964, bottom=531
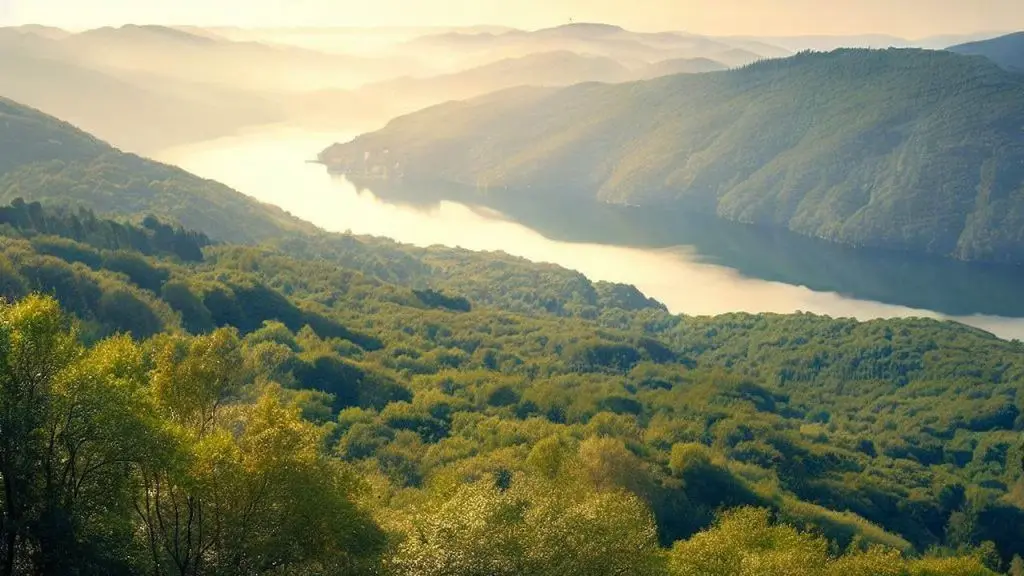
left=2, top=0, right=1021, bottom=37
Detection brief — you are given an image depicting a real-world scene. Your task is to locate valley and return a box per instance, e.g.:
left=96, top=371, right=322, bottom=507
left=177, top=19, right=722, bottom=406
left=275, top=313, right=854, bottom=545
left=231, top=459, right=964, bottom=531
left=1, top=12, right=1023, bottom=576
left=161, top=126, right=1024, bottom=338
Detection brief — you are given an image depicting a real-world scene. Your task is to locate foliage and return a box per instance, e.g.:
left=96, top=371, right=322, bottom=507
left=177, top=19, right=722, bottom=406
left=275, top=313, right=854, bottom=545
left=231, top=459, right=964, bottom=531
left=323, top=48, right=1024, bottom=263
left=0, top=198, right=210, bottom=262
left=3, top=200, right=1024, bottom=570
left=0, top=103, right=1020, bottom=570
left=667, top=507, right=998, bottom=576
left=0, top=97, right=312, bottom=244
left=0, top=296, right=385, bottom=575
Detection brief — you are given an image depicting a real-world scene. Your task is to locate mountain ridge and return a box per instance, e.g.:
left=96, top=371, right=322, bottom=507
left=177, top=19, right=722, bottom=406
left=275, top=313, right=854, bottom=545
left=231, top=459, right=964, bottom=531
left=949, top=31, right=1024, bottom=72
left=322, top=48, right=1024, bottom=264
left=0, top=95, right=313, bottom=243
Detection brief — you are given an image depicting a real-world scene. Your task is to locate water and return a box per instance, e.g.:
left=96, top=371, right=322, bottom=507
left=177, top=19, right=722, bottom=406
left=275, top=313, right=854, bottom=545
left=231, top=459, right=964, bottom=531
left=157, top=125, right=1024, bottom=341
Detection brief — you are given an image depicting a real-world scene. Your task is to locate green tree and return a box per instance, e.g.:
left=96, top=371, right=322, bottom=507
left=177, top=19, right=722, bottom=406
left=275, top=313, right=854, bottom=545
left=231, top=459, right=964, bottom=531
left=392, top=476, right=663, bottom=576
left=0, top=296, right=157, bottom=575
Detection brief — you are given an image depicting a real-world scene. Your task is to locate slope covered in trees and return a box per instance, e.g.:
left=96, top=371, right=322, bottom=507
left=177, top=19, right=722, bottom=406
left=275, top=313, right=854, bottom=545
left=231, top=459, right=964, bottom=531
left=1, top=93, right=1020, bottom=573
left=322, top=48, right=1024, bottom=264
left=949, top=32, right=1024, bottom=72
left=0, top=200, right=1021, bottom=574
left=0, top=97, right=313, bottom=243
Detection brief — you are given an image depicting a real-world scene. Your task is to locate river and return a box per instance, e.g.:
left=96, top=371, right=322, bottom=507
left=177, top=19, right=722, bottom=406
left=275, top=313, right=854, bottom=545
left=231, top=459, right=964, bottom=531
left=157, top=125, right=1024, bottom=341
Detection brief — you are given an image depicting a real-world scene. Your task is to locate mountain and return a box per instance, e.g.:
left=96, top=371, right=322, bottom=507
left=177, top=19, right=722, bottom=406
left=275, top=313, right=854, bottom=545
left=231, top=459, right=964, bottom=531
left=2, top=199, right=1017, bottom=573
left=322, top=48, right=1024, bottom=265
left=55, top=24, right=418, bottom=92
left=636, top=57, right=727, bottom=79
left=13, top=24, right=71, bottom=38
left=917, top=31, right=1011, bottom=49
left=293, top=50, right=635, bottom=129
left=0, top=96, right=311, bottom=242
left=405, top=22, right=788, bottom=69
left=0, top=23, right=437, bottom=152
left=401, top=49, right=630, bottom=85
left=949, top=31, right=1024, bottom=72
left=0, top=87, right=1019, bottom=572
left=0, top=40, right=284, bottom=153
left=736, top=34, right=910, bottom=52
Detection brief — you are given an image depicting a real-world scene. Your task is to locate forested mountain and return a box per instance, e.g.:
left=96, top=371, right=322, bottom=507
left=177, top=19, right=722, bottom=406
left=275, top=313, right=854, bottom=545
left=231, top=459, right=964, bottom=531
left=0, top=197, right=1018, bottom=574
left=0, top=97, right=312, bottom=242
left=1, top=93, right=1021, bottom=573
left=950, top=32, right=1024, bottom=72
left=322, top=48, right=1024, bottom=264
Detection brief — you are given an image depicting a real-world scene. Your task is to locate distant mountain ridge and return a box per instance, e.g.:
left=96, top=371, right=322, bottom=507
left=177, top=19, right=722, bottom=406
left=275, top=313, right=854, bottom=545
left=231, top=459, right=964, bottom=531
left=322, top=48, right=1024, bottom=264
left=405, top=22, right=790, bottom=67
left=949, top=31, right=1024, bottom=72
left=294, top=50, right=726, bottom=131
left=0, top=35, right=284, bottom=153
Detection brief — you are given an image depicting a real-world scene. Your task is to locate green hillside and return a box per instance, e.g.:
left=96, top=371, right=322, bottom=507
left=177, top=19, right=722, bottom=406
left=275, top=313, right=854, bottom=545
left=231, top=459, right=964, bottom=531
left=0, top=93, right=1019, bottom=574
left=322, top=49, right=1024, bottom=264
left=0, top=96, right=313, bottom=243
left=0, top=199, right=1019, bottom=574
left=2, top=196, right=1024, bottom=569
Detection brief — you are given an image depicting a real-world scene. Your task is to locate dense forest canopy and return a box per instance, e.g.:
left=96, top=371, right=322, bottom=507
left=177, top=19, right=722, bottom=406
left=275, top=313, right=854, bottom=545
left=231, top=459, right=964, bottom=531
left=0, top=199, right=1021, bottom=574
left=322, top=48, right=1024, bottom=264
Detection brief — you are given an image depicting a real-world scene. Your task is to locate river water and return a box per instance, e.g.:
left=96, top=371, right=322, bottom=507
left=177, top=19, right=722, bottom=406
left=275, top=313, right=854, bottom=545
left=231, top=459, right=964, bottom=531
left=157, top=125, right=1024, bottom=340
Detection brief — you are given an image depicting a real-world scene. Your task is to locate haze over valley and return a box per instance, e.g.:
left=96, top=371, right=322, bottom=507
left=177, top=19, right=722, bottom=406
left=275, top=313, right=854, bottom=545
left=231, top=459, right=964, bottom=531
left=3, top=2, right=1024, bottom=574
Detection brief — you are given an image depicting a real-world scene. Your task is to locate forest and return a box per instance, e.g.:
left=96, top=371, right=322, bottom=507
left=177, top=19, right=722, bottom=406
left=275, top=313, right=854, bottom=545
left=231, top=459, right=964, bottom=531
left=1, top=198, right=1022, bottom=575
left=321, top=48, right=1024, bottom=264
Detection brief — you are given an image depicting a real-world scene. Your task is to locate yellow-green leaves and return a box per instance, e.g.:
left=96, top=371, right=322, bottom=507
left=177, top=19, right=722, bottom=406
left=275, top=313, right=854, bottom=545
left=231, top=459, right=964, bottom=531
left=150, top=328, right=244, bottom=435
left=666, top=507, right=999, bottom=576
left=392, top=474, right=662, bottom=576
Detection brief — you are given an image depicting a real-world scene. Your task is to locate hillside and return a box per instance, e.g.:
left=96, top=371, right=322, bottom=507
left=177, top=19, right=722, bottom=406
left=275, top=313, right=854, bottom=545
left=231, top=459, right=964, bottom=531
left=0, top=93, right=1019, bottom=572
left=322, top=48, right=1024, bottom=264
left=0, top=96, right=312, bottom=242
left=0, top=198, right=1018, bottom=573
left=949, top=31, right=1024, bottom=72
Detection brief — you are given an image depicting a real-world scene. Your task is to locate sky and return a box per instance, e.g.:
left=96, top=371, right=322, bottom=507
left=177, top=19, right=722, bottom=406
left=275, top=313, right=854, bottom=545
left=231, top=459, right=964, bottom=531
left=1, top=0, right=1022, bottom=38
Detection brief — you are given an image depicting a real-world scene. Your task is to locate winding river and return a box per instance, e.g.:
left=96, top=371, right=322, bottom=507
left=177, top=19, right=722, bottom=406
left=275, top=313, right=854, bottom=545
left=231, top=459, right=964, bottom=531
left=157, top=125, right=1024, bottom=341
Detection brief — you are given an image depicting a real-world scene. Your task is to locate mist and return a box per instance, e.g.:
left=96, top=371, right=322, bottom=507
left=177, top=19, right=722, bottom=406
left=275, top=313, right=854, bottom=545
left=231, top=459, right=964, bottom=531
left=0, top=18, right=1017, bottom=155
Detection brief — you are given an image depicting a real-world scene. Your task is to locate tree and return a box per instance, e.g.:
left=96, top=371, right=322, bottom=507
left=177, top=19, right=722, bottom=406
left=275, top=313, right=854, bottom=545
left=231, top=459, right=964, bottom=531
left=0, top=296, right=156, bottom=575
left=1010, top=555, right=1024, bottom=576
left=0, top=256, right=26, bottom=301
left=0, top=295, right=77, bottom=575
left=136, top=331, right=385, bottom=575
left=392, top=475, right=663, bottom=576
